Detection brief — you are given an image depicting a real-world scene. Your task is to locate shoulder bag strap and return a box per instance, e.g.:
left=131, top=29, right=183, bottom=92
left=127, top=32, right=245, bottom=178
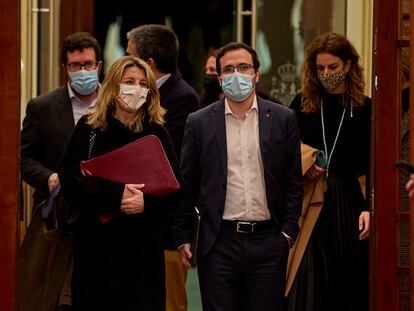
left=88, top=129, right=97, bottom=159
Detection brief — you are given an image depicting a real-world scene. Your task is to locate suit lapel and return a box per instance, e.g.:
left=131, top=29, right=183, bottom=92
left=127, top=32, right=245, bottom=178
left=56, top=86, right=75, bottom=133
left=258, top=99, right=272, bottom=153
left=212, top=101, right=227, bottom=175
left=158, top=70, right=180, bottom=109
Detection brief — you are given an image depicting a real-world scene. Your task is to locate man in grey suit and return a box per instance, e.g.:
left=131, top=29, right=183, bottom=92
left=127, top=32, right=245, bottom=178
left=19, top=32, right=102, bottom=311
left=174, top=42, right=303, bottom=311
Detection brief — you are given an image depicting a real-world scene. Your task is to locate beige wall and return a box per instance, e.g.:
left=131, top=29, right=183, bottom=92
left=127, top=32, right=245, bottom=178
left=347, top=0, right=374, bottom=97
left=20, top=0, right=61, bottom=128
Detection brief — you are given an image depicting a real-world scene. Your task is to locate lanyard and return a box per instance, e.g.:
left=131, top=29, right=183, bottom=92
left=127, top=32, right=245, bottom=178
left=320, top=100, right=346, bottom=177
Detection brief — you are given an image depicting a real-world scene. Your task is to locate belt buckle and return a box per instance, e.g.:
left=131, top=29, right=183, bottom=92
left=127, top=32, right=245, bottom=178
left=236, top=221, right=255, bottom=233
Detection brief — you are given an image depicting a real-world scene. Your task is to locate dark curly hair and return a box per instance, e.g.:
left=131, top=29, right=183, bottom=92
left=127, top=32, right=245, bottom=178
left=301, top=32, right=366, bottom=113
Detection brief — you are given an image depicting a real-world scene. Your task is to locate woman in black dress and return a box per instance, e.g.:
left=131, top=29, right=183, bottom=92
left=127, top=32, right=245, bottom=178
left=59, top=55, right=180, bottom=311
left=287, top=33, right=371, bottom=311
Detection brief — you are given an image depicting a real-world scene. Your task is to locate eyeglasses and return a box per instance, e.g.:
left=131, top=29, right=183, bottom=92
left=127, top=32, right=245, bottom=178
left=66, top=61, right=99, bottom=72
left=221, top=63, right=254, bottom=75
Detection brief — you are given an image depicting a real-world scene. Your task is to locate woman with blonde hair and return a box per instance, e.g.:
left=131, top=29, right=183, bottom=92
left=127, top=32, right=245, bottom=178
left=287, top=33, right=371, bottom=311
left=59, top=55, right=180, bottom=311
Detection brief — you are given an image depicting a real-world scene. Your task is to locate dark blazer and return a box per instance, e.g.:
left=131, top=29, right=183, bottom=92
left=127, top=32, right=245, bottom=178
left=58, top=116, right=180, bottom=310
left=174, top=97, right=303, bottom=259
left=159, top=68, right=200, bottom=160
left=158, top=69, right=200, bottom=249
left=21, top=85, right=75, bottom=205
left=18, top=85, right=75, bottom=311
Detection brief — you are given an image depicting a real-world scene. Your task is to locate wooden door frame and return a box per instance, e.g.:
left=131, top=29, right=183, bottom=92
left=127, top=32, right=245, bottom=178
left=0, top=1, right=94, bottom=309
left=371, top=0, right=405, bottom=310
left=0, top=1, right=20, bottom=310
left=410, top=1, right=414, bottom=310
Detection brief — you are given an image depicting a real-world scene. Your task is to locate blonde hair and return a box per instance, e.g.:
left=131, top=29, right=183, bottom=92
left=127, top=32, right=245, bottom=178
left=87, top=55, right=165, bottom=132
left=301, top=33, right=366, bottom=113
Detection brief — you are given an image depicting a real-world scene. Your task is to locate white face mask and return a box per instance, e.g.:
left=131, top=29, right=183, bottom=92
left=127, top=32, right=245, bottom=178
left=118, top=84, right=149, bottom=111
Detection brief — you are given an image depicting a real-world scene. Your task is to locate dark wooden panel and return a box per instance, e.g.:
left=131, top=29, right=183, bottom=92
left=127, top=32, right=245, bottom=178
left=59, top=0, right=94, bottom=39
left=372, top=0, right=400, bottom=310
left=0, top=1, right=20, bottom=310
left=59, top=0, right=94, bottom=84
left=409, top=1, right=414, bottom=310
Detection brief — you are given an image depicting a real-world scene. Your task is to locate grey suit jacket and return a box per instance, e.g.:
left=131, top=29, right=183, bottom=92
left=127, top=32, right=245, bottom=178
left=21, top=85, right=75, bottom=205
left=174, top=96, right=303, bottom=259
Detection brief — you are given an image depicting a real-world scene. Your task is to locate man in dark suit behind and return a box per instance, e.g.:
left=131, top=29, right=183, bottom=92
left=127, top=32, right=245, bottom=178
left=174, top=42, right=303, bottom=311
left=21, top=32, right=102, bottom=207
left=19, top=32, right=102, bottom=311
left=126, top=24, right=200, bottom=311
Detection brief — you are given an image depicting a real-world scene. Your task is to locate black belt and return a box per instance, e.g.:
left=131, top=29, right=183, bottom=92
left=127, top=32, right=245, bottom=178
left=222, top=219, right=275, bottom=233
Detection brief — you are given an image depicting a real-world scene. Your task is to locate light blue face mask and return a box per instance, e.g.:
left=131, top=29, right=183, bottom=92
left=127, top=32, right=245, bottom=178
left=68, top=69, right=99, bottom=95
left=221, top=72, right=255, bottom=102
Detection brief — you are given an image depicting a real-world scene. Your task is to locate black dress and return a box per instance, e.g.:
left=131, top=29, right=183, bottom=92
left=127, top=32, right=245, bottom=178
left=287, top=92, right=371, bottom=311
left=59, top=114, right=181, bottom=311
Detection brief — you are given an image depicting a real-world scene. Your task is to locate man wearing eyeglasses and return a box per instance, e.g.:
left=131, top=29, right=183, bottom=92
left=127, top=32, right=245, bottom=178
left=174, top=42, right=303, bottom=310
left=19, top=31, right=102, bottom=311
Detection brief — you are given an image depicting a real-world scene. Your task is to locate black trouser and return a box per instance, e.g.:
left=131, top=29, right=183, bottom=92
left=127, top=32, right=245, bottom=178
left=197, top=223, right=289, bottom=311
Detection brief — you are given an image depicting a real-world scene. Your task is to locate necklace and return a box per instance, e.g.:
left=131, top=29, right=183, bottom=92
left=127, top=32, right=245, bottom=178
left=320, top=99, right=346, bottom=178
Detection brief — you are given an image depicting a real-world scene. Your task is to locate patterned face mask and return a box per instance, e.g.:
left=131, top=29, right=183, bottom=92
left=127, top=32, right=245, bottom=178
left=118, top=84, right=149, bottom=111
left=318, top=70, right=346, bottom=90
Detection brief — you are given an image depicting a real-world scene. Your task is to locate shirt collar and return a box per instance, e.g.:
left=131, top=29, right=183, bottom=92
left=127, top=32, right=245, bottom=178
left=224, top=96, right=258, bottom=116
left=156, top=73, right=172, bottom=89
left=67, top=82, right=76, bottom=99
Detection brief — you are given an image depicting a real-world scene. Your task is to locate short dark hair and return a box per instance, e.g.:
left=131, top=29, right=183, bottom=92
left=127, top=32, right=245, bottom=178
left=216, top=42, right=260, bottom=74
left=127, top=24, right=178, bottom=74
left=61, top=32, right=102, bottom=64
left=206, top=47, right=220, bottom=60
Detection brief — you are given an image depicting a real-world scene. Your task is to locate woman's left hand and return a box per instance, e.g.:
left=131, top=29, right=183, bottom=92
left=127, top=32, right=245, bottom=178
left=406, top=173, right=414, bottom=197
left=306, top=163, right=326, bottom=180
left=358, top=211, right=370, bottom=240
left=121, top=183, right=145, bottom=214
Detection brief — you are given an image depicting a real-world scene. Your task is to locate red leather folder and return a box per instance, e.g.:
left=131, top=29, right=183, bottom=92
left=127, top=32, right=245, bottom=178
left=80, top=135, right=180, bottom=196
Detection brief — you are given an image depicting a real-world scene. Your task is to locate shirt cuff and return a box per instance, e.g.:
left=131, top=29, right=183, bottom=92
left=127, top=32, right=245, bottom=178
left=282, top=231, right=295, bottom=248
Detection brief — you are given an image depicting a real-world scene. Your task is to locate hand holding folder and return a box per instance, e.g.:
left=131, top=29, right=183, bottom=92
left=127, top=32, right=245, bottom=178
left=80, top=135, right=180, bottom=196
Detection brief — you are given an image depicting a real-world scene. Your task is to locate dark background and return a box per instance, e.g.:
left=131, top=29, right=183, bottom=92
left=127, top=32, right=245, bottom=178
left=94, top=0, right=235, bottom=92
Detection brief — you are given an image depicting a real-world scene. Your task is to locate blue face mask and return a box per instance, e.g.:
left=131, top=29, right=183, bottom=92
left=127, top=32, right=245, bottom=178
left=68, top=69, right=99, bottom=95
left=221, top=72, right=255, bottom=102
